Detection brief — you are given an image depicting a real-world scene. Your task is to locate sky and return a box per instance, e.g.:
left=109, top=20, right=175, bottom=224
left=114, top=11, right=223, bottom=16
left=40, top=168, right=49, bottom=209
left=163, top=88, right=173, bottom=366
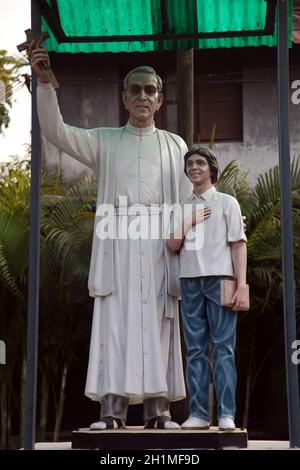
left=0, top=0, right=31, bottom=161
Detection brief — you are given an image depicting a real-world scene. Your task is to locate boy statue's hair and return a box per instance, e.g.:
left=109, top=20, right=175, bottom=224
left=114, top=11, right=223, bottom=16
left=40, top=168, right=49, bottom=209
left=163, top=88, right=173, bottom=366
left=184, top=146, right=219, bottom=184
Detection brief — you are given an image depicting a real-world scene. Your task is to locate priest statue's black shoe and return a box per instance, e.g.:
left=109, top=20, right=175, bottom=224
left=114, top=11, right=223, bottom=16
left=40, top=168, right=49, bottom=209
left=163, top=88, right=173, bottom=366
left=144, top=415, right=180, bottom=430
left=90, top=416, right=125, bottom=430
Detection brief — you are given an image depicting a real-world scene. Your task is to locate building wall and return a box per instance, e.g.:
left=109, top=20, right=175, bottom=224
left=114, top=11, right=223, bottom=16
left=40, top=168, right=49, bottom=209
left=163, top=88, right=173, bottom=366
left=215, top=63, right=300, bottom=184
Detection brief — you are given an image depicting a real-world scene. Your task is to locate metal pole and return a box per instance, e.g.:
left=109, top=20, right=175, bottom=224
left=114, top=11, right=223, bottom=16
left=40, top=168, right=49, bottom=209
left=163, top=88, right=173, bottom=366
left=24, top=0, right=41, bottom=449
left=277, top=0, right=300, bottom=448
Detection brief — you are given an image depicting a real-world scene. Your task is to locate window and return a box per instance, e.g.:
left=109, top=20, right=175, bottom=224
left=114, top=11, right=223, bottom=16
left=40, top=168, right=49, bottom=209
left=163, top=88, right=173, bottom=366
left=195, top=82, right=243, bottom=142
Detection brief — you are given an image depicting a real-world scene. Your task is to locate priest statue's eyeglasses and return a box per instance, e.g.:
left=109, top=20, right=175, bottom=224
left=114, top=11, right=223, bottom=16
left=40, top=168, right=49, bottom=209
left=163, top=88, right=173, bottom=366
left=127, top=84, right=158, bottom=96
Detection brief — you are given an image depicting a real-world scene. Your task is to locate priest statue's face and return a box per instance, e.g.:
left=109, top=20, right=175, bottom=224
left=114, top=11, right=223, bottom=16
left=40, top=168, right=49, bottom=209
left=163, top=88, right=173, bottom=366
left=122, top=72, right=163, bottom=128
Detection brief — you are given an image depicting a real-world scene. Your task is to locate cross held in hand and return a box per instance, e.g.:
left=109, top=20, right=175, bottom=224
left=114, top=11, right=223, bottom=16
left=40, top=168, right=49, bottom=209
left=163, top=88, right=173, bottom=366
left=17, top=28, right=59, bottom=89
left=17, top=29, right=50, bottom=52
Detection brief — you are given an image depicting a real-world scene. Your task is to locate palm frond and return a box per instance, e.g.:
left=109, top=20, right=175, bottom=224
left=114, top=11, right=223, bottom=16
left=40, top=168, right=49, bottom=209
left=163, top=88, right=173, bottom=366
left=0, top=213, right=27, bottom=299
left=216, top=160, right=250, bottom=205
left=254, top=155, right=300, bottom=207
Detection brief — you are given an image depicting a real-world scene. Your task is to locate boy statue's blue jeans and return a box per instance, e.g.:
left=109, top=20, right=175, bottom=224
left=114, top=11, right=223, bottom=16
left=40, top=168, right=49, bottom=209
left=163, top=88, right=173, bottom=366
left=181, top=277, right=237, bottom=421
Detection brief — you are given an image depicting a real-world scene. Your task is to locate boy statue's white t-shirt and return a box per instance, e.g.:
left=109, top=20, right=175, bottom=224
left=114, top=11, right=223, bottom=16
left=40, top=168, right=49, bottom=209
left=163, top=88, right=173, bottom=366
left=170, top=186, right=247, bottom=278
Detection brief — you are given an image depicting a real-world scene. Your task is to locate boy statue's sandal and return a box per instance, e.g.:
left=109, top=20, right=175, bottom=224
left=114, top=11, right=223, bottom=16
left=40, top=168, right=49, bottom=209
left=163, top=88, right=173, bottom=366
left=144, top=415, right=180, bottom=430
left=90, top=416, right=125, bottom=430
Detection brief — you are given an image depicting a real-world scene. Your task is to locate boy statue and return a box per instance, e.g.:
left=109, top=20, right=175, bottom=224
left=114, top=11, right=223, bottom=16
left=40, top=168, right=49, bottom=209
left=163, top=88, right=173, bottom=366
left=167, top=146, right=248, bottom=431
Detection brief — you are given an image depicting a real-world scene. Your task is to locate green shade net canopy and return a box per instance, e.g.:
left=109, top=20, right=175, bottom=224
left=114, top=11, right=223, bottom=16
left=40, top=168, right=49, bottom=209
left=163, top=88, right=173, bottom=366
left=39, top=0, right=292, bottom=53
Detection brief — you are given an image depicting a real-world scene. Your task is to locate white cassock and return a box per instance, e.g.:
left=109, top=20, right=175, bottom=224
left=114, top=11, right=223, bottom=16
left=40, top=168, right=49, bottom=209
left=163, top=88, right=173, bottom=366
left=37, top=83, right=192, bottom=405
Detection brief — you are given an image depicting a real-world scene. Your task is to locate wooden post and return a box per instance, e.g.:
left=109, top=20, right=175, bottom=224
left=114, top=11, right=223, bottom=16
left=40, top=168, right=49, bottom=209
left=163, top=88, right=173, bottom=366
left=176, top=49, right=194, bottom=148
left=173, top=48, right=194, bottom=425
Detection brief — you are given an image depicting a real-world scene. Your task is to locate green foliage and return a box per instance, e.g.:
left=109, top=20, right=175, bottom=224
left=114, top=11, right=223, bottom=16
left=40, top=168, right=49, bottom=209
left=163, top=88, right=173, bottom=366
left=1, top=155, right=300, bottom=444
left=216, top=160, right=251, bottom=206
left=0, top=213, right=28, bottom=300
left=0, top=158, right=96, bottom=447
left=0, top=159, right=30, bottom=299
left=218, top=156, right=300, bottom=430
left=0, top=50, right=29, bottom=134
left=217, top=156, right=300, bottom=297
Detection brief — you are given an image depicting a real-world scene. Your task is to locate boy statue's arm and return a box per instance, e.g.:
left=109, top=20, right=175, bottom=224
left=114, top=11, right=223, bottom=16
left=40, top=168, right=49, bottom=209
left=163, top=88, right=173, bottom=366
left=230, top=241, right=248, bottom=311
left=167, top=206, right=211, bottom=252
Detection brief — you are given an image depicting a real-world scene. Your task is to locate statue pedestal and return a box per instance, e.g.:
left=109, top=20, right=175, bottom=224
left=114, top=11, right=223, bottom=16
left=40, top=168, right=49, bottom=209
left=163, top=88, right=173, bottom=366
left=72, top=426, right=248, bottom=450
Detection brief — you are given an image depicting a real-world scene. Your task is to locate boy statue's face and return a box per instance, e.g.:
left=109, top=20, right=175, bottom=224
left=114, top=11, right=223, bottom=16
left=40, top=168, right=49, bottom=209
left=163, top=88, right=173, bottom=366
left=185, top=154, right=212, bottom=186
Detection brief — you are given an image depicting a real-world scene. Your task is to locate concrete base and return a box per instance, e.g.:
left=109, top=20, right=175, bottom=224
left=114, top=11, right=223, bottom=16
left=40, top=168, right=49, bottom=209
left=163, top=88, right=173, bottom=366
left=72, top=426, right=248, bottom=450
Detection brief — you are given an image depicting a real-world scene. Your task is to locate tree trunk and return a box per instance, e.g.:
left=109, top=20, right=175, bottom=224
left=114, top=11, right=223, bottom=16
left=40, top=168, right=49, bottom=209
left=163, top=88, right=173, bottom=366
left=177, top=49, right=194, bottom=148
left=0, top=379, right=11, bottom=449
left=53, top=363, right=68, bottom=442
left=242, top=316, right=258, bottom=430
left=0, top=379, right=7, bottom=449
left=243, top=369, right=252, bottom=429
left=38, top=371, right=49, bottom=442
left=19, top=356, right=27, bottom=446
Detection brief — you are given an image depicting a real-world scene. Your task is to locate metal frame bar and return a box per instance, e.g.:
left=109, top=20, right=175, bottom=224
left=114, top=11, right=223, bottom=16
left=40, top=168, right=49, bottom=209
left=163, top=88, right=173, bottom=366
left=35, top=0, right=66, bottom=42
left=35, top=0, right=277, bottom=44
left=265, top=0, right=278, bottom=32
left=24, top=0, right=42, bottom=451
left=277, top=0, right=300, bottom=449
